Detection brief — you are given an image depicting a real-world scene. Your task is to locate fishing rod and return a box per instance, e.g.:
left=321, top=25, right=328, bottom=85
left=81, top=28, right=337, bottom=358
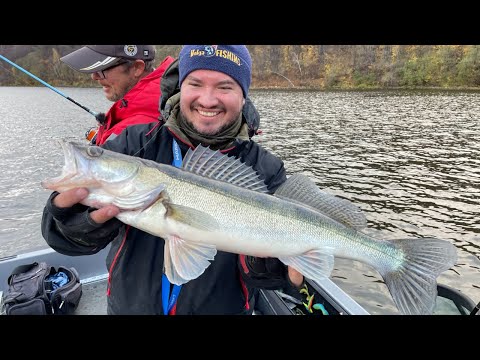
left=0, top=54, right=105, bottom=123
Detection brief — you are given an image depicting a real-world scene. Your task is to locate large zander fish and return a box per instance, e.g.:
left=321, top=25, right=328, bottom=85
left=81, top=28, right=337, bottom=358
left=42, top=140, right=458, bottom=315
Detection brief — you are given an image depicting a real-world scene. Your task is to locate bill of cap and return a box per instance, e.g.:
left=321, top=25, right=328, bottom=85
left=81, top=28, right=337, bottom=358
left=60, top=46, right=123, bottom=73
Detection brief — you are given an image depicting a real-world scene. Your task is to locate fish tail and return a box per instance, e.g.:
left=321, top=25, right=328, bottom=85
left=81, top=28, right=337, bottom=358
left=379, top=238, right=457, bottom=315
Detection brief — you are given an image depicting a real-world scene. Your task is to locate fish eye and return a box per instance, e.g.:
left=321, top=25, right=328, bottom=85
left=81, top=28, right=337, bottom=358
left=86, top=146, right=104, bottom=157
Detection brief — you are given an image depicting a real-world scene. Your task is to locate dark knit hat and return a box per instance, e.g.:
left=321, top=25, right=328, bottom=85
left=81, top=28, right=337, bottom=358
left=178, top=45, right=252, bottom=97
left=60, top=45, right=156, bottom=73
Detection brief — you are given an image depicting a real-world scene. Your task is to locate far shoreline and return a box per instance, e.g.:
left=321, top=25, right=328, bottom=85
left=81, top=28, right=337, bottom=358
left=3, top=84, right=480, bottom=92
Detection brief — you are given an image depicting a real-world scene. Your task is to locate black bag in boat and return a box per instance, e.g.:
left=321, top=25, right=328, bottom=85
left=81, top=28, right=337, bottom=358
left=1, top=262, right=82, bottom=315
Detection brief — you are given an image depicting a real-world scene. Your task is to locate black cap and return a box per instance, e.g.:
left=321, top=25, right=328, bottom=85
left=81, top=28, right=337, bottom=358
left=60, top=45, right=156, bottom=73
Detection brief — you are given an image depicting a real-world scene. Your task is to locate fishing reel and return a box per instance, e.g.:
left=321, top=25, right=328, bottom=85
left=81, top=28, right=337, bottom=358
left=85, top=127, right=98, bottom=144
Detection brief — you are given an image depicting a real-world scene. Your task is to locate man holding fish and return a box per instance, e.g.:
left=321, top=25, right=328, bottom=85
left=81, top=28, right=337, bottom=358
left=42, top=45, right=458, bottom=315
left=41, top=45, right=304, bottom=315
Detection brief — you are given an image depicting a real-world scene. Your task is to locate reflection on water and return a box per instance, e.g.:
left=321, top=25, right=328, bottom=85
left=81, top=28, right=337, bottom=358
left=0, top=87, right=479, bottom=314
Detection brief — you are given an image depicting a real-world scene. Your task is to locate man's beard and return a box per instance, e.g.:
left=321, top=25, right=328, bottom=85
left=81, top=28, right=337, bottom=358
left=183, top=110, right=242, bottom=137
left=165, top=103, right=248, bottom=150
left=109, top=79, right=137, bottom=103
left=177, top=108, right=244, bottom=149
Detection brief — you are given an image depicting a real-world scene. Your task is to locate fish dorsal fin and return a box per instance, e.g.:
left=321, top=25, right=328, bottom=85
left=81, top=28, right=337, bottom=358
left=274, top=174, right=367, bottom=230
left=183, top=145, right=269, bottom=193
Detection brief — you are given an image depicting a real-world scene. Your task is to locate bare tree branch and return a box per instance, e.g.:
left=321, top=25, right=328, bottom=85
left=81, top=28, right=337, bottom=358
left=271, top=71, right=295, bottom=87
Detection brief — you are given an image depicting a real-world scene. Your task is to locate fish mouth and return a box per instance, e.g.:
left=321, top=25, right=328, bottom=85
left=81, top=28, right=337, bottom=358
left=40, top=140, right=80, bottom=190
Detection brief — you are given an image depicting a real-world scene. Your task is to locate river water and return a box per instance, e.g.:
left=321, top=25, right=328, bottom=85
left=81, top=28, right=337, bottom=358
left=0, top=86, right=479, bottom=314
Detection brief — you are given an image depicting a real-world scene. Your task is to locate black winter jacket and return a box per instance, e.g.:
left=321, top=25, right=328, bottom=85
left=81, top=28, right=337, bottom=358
left=41, top=123, right=290, bottom=315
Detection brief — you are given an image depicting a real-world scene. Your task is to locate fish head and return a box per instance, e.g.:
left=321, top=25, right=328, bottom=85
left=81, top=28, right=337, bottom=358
left=41, top=140, right=140, bottom=193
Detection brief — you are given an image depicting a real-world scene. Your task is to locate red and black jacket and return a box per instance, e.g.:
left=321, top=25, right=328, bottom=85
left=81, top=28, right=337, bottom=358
left=95, top=56, right=175, bottom=145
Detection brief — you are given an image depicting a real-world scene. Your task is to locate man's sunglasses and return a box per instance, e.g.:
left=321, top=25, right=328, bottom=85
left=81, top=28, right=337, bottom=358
left=95, top=61, right=129, bottom=79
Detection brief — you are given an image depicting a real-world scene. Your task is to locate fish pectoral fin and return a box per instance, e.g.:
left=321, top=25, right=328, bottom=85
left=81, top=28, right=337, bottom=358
left=279, top=249, right=335, bottom=281
left=163, top=234, right=217, bottom=285
left=168, top=204, right=219, bottom=232
left=112, top=185, right=166, bottom=210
